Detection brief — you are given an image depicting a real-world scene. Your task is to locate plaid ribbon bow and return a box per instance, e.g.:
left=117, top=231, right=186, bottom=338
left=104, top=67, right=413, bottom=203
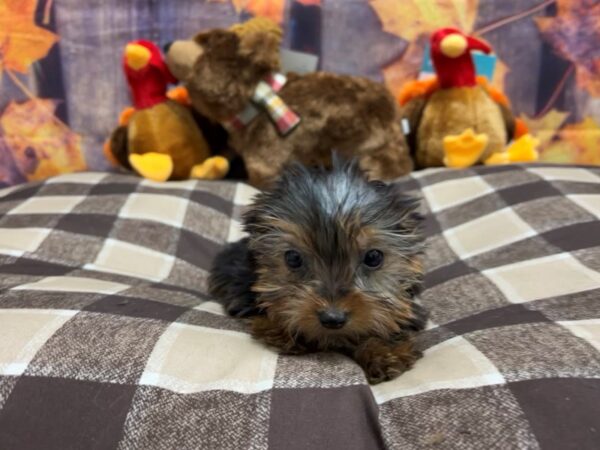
left=223, top=73, right=301, bottom=136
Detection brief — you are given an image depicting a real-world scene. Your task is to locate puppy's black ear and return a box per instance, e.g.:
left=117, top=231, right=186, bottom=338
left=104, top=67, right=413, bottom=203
left=383, top=184, right=423, bottom=236
left=208, top=238, right=261, bottom=318
left=398, top=210, right=424, bottom=239
left=242, top=210, right=259, bottom=231
left=241, top=198, right=271, bottom=236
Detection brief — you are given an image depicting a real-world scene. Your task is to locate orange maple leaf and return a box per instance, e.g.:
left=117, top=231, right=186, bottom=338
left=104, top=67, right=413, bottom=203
left=233, top=0, right=284, bottom=24
left=539, top=117, right=600, bottom=165
left=0, top=99, right=87, bottom=181
left=536, top=0, right=600, bottom=97
left=0, top=0, right=59, bottom=73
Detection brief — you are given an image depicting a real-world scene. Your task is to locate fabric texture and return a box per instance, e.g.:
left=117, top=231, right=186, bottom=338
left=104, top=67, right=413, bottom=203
left=0, top=164, right=599, bottom=449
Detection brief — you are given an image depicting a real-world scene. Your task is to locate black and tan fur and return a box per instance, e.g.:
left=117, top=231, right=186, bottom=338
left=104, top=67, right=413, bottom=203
left=209, top=159, right=427, bottom=383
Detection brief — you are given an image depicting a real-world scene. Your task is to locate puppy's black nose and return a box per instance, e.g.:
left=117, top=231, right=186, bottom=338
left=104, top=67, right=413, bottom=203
left=318, top=310, right=348, bottom=329
left=163, top=41, right=174, bottom=54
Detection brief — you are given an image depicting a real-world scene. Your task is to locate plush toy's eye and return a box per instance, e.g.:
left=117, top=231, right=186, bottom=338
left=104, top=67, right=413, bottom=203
left=363, top=249, right=384, bottom=269
left=285, top=250, right=303, bottom=269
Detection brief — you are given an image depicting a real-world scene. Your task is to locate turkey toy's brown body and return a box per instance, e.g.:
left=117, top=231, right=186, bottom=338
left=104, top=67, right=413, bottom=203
left=414, top=86, right=509, bottom=167
left=107, top=40, right=227, bottom=182
left=125, top=100, right=210, bottom=180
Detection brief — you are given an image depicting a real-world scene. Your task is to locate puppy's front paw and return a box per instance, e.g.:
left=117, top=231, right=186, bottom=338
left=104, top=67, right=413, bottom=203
left=354, top=337, right=421, bottom=384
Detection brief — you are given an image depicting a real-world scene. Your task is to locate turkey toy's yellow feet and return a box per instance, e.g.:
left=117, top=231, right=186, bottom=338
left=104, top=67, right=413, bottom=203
left=483, top=151, right=510, bottom=165
left=506, top=134, right=539, bottom=163
left=443, top=128, right=489, bottom=168
left=190, top=156, right=230, bottom=180
left=129, top=152, right=174, bottom=182
left=485, top=134, right=540, bottom=165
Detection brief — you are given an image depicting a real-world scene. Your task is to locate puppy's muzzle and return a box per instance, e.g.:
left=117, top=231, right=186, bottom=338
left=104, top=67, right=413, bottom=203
left=318, top=309, right=348, bottom=329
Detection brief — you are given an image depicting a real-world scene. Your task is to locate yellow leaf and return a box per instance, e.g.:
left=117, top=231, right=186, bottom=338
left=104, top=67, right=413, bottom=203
left=369, top=0, right=479, bottom=42
left=538, top=146, right=574, bottom=164
left=539, top=117, right=600, bottom=166
left=520, top=109, right=570, bottom=149
left=0, top=0, right=59, bottom=73
left=0, top=99, right=87, bottom=181
left=491, top=57, right=509, bottom=92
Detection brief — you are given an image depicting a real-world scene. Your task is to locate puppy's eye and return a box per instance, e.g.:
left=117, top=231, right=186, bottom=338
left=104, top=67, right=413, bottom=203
left=363, top=249, right=384, bottom=269
left=284, top=250, right=303, bottom=269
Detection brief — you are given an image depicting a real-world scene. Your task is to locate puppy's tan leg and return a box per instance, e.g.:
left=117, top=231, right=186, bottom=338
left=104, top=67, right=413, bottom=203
left=353, top=336, right=422, bottom=384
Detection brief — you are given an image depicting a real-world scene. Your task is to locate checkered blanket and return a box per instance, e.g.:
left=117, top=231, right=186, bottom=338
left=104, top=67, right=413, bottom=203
left=0, top=165, right=598, bottom=449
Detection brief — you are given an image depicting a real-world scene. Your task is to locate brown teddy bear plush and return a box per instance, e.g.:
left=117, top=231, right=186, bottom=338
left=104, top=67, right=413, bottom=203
left=165, top=18, right=412, bottom=188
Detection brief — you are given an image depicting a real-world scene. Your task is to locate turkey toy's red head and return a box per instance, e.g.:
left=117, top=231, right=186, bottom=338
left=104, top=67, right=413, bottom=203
left=123, top=40, right=177, bottom=109
left=430, top=28, right=492, bottom=89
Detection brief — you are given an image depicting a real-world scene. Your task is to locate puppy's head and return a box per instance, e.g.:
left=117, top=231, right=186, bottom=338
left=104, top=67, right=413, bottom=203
left=244, top=159, right=425, bottom=349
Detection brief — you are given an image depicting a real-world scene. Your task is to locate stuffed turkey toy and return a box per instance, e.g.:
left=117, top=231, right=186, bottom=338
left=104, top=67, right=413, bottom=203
left=399, top=28, right=538, bottom=169
left=105, top=40, right=228, bottom=181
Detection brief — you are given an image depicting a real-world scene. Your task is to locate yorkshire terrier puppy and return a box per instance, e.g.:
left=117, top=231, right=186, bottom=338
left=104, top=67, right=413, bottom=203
left=208, top=159, right=427, bottom=383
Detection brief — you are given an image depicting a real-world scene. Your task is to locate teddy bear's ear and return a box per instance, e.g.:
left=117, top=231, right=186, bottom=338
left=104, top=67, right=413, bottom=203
left=165, top=39, right=204, bottom=81
left=194, top=29, right=240, bottom=57
left=238, top=31, right=281, bottom=72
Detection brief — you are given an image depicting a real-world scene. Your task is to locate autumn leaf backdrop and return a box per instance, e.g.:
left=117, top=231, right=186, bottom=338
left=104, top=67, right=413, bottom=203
left=0, top=0, right=598, bottom=186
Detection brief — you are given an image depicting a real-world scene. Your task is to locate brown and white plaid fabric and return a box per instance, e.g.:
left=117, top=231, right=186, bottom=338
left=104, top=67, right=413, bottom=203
left=223, top=72, right=301, bottom=136
left=0, top=165, right=598, bottom=449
